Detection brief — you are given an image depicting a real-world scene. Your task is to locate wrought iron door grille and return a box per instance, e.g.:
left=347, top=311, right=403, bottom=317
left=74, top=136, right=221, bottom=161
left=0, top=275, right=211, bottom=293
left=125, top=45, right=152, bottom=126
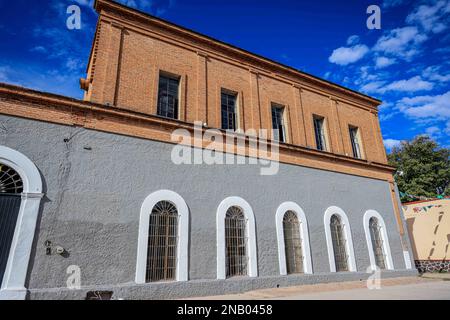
left=330, top=215, right=348, bottom=272
left=0, top=164, right=23, bottom=194
left=283, top=211, right=304, bottom=274
left=0, top=194, right=22, bottom=286
left=225, top=206, right=248, bottom=278
left=146, top=201, right=179, bottom=282
left=369, top=217, right=386, bottom=269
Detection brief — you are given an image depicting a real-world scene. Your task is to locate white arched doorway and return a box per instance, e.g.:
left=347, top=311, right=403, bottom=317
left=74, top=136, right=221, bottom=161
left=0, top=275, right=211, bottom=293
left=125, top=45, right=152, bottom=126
left=0, top=146, right=43, bottom=300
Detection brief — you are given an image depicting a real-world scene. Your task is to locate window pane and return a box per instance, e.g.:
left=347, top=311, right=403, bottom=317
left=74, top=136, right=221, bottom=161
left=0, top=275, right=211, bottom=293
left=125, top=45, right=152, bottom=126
left=157, top=75, right=179, bottom=119
left=146, top=201, right=179, bottom=282
left=283, top=211, right=304, bottom=274
left=221, top=92, right=237, bottom=131
left=314, top=117, right=326, bottom=151
left=330, top=215, right=348, bottom=272
left=271, top=105, right=285, bottom=142
left=225, top=206, right=248, bottom=277
left=369, top=217, right=386, bottom=269
left=349, top=127, right=362, bottom=159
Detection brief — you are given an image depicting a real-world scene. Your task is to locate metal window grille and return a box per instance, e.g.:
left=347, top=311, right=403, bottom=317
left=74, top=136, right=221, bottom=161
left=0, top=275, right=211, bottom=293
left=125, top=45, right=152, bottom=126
left=221, top=92, right=237, bottom=131
left=157, top=75, right=179, bottom=119
left=225, top=206, right=248, bottom=278
left=283, top=211, right=304, bottom=274
left=0, top=164, right=23, bottom=285
left=369, top=217, right=386, bottom=270
left=349, top=127, right=362, bottom=159
left=271, top=105, right=286, bottom=143
left=330, top=215, right=348, bottom=272
left=146, top=201, right=179, bottom=282
left=0, top=164, right=23, bottom=194
left=313, top=117, right=327, bottom=151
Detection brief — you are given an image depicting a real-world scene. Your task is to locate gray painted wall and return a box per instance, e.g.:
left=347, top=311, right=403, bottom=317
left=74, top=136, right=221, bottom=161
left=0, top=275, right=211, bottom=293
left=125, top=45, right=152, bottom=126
left=0, top=115, right=413, bottom=297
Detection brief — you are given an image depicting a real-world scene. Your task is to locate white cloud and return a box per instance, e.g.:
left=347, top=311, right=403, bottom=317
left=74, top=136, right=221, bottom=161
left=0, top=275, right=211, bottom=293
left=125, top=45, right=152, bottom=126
left=425, top=126, right=443, bottom=140
left=373, top=26, right=427, bottom=60
left=30, top=46, right=47, bottom=54
left=360, top=81, right=386, bottom=94
left=384, top=76, right=434, bottom=92
left=361, top=76, right=433, bottom=94
left=328, top=44, right=369, bottom=66
left=383, top=0, right=405, bottom=8
left=422, top=65, right=450, bottom=82
left=397, top=90, right=450, bottom=119
left=406, top=0, right=450, bottom=34
left=375, top=56, right=396, bottom=68
left=384, top=139, right=402, bottom=150
left=346, top=35, right=360, bottom=46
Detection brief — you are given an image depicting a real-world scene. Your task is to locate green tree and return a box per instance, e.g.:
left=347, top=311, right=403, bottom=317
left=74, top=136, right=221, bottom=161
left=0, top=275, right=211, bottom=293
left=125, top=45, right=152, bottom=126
left=388, top=135, right=450, bottom=203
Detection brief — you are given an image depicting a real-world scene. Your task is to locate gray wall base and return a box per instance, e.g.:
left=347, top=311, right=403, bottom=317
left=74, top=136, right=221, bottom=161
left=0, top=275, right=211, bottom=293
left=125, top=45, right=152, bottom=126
left=28, top=269, right=418, bottom=300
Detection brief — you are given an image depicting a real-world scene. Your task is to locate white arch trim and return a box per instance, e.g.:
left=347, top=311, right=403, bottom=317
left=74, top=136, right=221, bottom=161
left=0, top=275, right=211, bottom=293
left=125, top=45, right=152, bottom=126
left=363, top=210, right=394, bottom=271
left=324, top=206, right=357, bottom=272
left=217, top=196, right=258, bottom=279
left=275, top=202, right=313, bottom=275
left=0, top=146, right=43, bottom=300
left=135, top=190, right=189, bottom=283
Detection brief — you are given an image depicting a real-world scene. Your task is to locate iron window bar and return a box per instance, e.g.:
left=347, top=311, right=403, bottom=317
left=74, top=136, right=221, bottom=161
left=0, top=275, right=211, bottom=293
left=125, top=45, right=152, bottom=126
left=0, top=164, right=23, bottom=194
left=369, top=217, right=386, bottom=269
left=330, top=215, right=349, bottom=272
left=146, top=200, right=179, bottom=282
left=283, top=211, right=304, bottom=274
left=225, top=206, right=248, bottom=278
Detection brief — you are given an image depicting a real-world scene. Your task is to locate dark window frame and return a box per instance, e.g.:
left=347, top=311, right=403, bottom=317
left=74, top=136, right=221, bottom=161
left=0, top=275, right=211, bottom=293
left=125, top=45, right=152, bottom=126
left=271, top=104, right=286, bottom=143
left=313, top=115, right=327, bottom=151
left=157, top=73, right=180, bottom=120
left=221, top=90, right=238, bottom=131
left=349, top=126, right=362, bottom=159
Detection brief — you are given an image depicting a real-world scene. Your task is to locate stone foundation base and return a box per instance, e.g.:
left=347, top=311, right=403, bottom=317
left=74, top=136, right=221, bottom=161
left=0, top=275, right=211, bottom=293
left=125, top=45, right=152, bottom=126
left=27, top=269, right=418, bottom=300
left=415, top=260, right=450, bottom=273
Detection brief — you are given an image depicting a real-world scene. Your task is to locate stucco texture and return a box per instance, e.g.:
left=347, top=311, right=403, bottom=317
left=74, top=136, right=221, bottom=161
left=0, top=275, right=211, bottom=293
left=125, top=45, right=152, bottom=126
left=0, top=115, right=415, bottom=299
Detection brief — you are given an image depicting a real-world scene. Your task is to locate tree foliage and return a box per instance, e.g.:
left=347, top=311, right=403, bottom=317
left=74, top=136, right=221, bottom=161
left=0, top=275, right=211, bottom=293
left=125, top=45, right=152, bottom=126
left=388, top=136, right=450, bottom=203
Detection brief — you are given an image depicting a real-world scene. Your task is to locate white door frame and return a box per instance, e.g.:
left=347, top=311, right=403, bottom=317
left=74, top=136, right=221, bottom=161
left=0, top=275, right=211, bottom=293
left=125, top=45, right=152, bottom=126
left=0, top=146, right=43, bottom=300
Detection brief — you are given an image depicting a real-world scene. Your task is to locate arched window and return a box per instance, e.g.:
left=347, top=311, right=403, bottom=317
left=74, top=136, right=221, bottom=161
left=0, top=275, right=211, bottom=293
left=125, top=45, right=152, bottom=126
left=363, top=210, right=394, bottom=270
left=0, top=146, right=43, bottom=300
left=283, top=211, right=303, bottom=274
left=216, top=196, right=257, bottom=279
left=225, top=206, right=247, bottom=277
left=136, top=190, right=189, bottom=284
left=0, top=164, right=24, bottom=288
left=275, top=202, right=312, bottom=275
left=324, top=206, right=357, bottom=272
left=0, top=164, right=23, bottom=194
left=330, top=215, right=348, bottom=272
left=146, top=201, right=179, bottom=282
left=369, top=217, right=386, bottom=269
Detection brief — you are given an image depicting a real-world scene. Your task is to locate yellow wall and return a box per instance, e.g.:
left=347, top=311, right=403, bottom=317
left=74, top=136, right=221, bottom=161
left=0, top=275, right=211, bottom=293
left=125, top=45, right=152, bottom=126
left=404, top=199, right=450, bottom=261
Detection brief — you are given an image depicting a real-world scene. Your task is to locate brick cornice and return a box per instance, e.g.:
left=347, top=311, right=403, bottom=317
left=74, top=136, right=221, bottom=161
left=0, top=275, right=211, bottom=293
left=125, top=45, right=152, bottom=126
left=0, top=83, right=395, bottom=181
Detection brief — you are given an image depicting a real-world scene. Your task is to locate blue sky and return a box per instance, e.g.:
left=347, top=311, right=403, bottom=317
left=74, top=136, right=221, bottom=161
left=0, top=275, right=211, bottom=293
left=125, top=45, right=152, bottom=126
left=0, top=0, right=449, bottom=151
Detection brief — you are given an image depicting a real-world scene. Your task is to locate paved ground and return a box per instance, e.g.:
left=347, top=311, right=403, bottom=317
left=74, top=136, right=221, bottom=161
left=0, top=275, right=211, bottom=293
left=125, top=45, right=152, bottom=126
left=191, top=276, right=450, bottom=300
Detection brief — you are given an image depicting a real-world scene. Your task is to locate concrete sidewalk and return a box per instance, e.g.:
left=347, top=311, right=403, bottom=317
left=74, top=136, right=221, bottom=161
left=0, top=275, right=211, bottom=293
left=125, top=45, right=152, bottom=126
left=189, top=276, right=450, bottom=300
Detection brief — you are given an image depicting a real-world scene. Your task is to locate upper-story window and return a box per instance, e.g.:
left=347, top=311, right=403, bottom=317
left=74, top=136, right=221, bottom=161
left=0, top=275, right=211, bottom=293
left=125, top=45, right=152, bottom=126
left=349, top=126, right=363, bottom=159
left=221, top=90, right=237, bottom=131
left=313, top=115, right=328, bottom=151
left=271, top=104, right=286, bottom=143
left=157, top=73, right=180, bottom=119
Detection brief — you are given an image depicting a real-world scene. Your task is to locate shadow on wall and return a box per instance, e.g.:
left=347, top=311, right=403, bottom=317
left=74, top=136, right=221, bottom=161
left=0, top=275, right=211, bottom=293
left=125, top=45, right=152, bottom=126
left=406, top=217, right=419, bottom=261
